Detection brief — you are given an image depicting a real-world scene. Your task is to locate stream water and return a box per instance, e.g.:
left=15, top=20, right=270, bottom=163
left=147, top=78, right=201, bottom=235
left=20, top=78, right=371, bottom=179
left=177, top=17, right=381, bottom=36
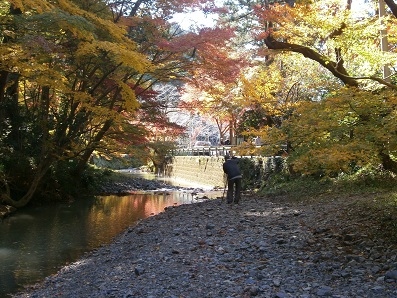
left=0, top=174, right=220, bottom=297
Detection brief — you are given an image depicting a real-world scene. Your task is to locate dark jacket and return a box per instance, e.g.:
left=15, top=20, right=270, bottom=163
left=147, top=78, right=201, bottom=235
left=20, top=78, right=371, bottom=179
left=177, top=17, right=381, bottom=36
left=223, top=158, right=242, bottom=180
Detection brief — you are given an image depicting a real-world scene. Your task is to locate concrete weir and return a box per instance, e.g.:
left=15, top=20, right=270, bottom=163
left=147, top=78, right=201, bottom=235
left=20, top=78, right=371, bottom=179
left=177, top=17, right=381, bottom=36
left=164, top=156, right=226, bottom=188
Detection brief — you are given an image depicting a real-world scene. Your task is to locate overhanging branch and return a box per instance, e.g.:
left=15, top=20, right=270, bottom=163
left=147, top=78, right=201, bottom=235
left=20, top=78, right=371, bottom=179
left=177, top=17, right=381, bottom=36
left=264, top=35, right=359, bottom=87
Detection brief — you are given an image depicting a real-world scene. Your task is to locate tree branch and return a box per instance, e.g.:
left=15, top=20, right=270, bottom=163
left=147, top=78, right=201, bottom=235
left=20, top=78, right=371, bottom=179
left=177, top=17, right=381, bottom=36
left=264, top=35, right=359, bottom=87
left=335, top=72, right=397, bottom=90
left=384, top=0, right=397, bottom=18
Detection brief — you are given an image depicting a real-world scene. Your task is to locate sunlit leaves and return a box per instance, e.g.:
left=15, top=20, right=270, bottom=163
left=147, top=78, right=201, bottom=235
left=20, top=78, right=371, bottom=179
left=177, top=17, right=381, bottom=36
left=279, top=88, right=397, bottom=175
left=251, top=0, right=397, bottom=88
left=202, top=0, right=397, bottom=178
left=119, top=81, right=139, bottom=112
left=76, top=41, right=151, bottom=73
left=8, top=0, right=53, bottom=13
left=240, top=63, right=282, bottom=109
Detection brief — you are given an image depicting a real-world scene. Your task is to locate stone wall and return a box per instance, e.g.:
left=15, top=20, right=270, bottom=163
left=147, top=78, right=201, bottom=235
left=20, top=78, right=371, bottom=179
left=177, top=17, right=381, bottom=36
left=164, top=156, right=284, bottom=188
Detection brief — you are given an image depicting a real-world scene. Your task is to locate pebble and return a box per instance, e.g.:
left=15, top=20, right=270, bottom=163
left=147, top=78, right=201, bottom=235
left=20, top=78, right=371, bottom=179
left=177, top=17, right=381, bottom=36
left=12, top=196, right=397, bottom=298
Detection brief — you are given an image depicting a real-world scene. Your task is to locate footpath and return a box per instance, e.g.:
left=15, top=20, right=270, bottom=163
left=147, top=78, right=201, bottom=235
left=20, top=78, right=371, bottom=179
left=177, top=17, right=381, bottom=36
left=13, top=193, right=397, bottom=298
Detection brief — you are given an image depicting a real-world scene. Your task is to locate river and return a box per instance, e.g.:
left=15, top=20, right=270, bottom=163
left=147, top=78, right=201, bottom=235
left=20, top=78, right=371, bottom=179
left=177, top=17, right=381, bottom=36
left=0, top=173, right=221, bottom=297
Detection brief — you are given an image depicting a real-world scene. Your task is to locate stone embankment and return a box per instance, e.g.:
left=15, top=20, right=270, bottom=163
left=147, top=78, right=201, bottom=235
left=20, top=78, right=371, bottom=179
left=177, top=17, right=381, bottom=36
left=98, top=176, right=182, bottom=194
left=13, top=192, right=397, bottom=298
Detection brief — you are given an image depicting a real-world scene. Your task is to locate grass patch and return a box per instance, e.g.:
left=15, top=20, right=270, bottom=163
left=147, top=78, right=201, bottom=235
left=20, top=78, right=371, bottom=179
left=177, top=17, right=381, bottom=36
left=259, top=175, right=335, bottom=201
left=259, top=169, right=397, bottom=243
left=347, top=192, right=397, bottom=242
left=261, top=167, right=397, bottom=200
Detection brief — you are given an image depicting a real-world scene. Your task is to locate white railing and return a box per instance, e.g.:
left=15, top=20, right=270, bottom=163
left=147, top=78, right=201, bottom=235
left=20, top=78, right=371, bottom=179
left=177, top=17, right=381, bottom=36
left=169, top=146, right=236, bottom=157
left=169, top=144, right=287, bottom=157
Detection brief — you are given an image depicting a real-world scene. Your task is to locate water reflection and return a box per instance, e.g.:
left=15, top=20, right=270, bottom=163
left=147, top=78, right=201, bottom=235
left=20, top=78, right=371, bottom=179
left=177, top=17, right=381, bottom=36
left=0, top=190, right=219, bottom=297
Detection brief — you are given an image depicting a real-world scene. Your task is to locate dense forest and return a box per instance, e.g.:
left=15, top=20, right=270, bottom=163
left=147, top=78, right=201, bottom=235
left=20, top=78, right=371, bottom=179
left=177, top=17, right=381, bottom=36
left=1, top=0, right=397, bottom=208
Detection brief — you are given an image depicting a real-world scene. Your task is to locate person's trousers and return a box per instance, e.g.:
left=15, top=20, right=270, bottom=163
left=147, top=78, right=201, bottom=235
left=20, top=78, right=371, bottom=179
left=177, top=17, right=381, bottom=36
left=226, top=178, right=241, bottom=203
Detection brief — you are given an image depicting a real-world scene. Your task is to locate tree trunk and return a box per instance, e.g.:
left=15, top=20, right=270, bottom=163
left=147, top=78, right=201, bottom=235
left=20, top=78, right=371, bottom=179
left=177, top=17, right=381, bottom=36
left=73, top=119, right=113, bottom=177
left=0, top=71, right=8, bottom=136
left=1, top=157, right=53, bottom=208
left=380, top=151, right=397, bottom=174
left=0, top=73, right=20, bottom=142
left=0, top=70, right=8, bottom=103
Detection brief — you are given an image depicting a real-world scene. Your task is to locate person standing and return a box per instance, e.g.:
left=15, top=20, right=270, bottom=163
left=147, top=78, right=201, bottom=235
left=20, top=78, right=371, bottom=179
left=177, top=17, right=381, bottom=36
left=222, top=155, right=242, bottom=204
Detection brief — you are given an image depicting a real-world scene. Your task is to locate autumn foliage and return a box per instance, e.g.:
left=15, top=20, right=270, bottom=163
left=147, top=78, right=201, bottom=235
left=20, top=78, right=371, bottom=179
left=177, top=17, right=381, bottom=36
left=218, top=0, right=397, bottom=177
left=0, top=0, right=236, bottom=207
left=3, top=0, right=397, bottom=208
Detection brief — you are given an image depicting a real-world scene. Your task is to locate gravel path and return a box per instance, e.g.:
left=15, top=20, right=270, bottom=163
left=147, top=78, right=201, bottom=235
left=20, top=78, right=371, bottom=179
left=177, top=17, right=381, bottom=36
left=12, top=194, right=397, bottom=298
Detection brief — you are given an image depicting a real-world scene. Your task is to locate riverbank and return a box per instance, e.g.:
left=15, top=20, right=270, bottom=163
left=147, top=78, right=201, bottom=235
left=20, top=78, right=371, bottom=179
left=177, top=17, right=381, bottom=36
left=0, top=171, right=180, bottom=219
left=97, top=173, right=182, bottom=195
left=12, top=191, right=397, bottom=297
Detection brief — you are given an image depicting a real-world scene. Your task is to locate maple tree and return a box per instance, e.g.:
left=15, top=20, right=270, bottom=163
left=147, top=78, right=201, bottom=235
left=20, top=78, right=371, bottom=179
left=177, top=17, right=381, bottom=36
left=220, top=0, right=396, bottom=87
left=4, top=0, right=397, bottom=210
left=256, top=0, right=397, bottom=88
left=0, top=0, right=153, bottom=207
left=177, top=26, right=249, bottom=144
left=179, top=77, right=245, bottom=145
left=217, top=0, right=397, bottom=177
left=0, top=0, right=238, bottom=208
left=133, top=84, right=185, bottom=169
left=107, top=0, right=244, bottom=147
left=281, top=87, right=397, bottom=176
left=253, top=0, right=397, bottom=176
left=235, top=52, right=342, bottom=154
